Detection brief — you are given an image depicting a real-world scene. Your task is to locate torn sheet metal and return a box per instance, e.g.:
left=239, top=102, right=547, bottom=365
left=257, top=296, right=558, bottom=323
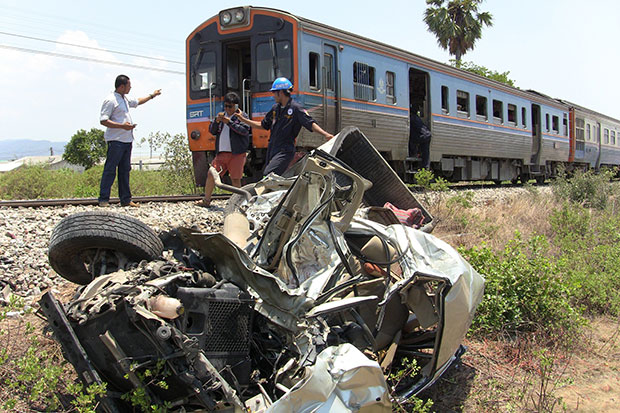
left=268, top=344, right=391, bottom=412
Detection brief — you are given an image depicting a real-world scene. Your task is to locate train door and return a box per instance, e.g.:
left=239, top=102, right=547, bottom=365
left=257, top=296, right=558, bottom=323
left=409, top=68, right=430, bottom=122
left=595, top=122, right=602, bottom=169
left=322, top=44, right=340, bottom=134
left=224, top=41, right=251, bottom=114
left=530, top=104, right=542, bottom=165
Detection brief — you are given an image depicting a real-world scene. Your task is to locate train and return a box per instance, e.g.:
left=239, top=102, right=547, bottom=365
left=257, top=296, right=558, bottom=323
left=186, top=6, right=620, bottom=186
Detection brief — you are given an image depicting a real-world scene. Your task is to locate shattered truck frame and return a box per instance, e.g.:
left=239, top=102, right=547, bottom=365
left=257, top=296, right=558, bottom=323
left=40, top=127, right=484, bottom=412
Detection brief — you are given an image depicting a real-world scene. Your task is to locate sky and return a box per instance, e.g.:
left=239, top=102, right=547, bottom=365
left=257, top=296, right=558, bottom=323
left=0, top=0, right=618, bottom=157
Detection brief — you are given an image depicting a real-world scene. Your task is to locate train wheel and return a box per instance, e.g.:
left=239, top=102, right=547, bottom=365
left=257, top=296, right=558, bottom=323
left=535, top=175, right=545, bottom=185
left=48, top=211, right=163, bottom=284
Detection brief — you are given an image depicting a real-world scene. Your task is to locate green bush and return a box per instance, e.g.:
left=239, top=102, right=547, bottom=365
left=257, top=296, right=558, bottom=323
left=551, top=168, right=615, bottom=209
left=551, top=204, right=620, bottom=315
left=461, top=233, right=583, bottom=337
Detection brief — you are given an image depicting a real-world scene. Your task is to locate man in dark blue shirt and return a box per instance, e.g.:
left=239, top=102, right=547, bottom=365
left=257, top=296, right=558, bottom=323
left=409, top=112, right=432, bottom=169
left=238, top=77, right=333, bottom=176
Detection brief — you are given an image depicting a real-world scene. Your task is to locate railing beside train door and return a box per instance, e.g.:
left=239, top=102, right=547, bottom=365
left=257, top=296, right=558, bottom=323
left=242, top=78, right=251, bottom=114
left=322, top=67, right=327, bottom=124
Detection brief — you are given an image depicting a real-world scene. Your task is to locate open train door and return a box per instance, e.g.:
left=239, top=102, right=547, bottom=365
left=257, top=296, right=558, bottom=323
left=530, top=104, right=543, bottom=172
left=409, top=68, right=430, bottom=127
left=405, top=68, right=431, bottom=180
left=595, top=122, right=602, bottom=170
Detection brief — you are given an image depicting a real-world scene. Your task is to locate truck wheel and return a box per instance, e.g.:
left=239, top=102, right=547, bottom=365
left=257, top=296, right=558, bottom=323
left=48, top=211, right=163, bottom=284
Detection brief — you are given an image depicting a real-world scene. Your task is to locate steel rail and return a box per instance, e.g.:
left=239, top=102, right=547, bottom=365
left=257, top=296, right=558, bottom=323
left=0, top=194, right=231, bottom=208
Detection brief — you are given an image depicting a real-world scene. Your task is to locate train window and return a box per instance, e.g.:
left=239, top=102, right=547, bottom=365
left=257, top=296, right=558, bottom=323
left=492, top=100, right=503, bottom=124
left=507, top=104, right=517, bottom=125
left=612, top=131, right=616, bottom=145
left=353, top=62, right=376, bottom=101
left=586, top=124, right=591, bottom=141
left=309, top=52, right=320, bottom=90
left=576, top=118, right=585, bottom=141
left=563, top=114, right=568, bottom=136
left=545, top=114, right=550, bottom=131
left=604, top=128, right=609, bottom=144
left=226, top=49, right=240, bottom=90
left=190, top=51, right=216, bottom=92
left=456, top=90, right=469, bottom=117
left=324, top=53, right=334, bottom=91
left=256, top=41, right=292, bottom=84
left=386, top=71, right=396, bottom=104
left=552, top=116, right=559, bottom=134
left=521, top=107, right=527, bottom=128
left=475, top=95, right=487, bottom=120
left=441, top=86, right=449, bottom=113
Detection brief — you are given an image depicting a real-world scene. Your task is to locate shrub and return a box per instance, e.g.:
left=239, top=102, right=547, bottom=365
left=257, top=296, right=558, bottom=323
left=462, top=233, right=583, bottom=338
left=551, top=167, right=615, bottom=209
left=550, top=204, right=620, bottom=315
left=0, top=164, right=53, bottom=199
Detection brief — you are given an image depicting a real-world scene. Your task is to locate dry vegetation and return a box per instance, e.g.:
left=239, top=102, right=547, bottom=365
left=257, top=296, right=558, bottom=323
left=2, top=177, right=620, bottom=412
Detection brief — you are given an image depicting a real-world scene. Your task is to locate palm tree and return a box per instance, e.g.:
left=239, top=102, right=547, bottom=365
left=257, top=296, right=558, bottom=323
left=424, top=0, right=493, bottom=67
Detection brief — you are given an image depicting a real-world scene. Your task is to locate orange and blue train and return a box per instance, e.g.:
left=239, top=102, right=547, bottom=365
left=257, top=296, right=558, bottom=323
left=186, top=6, right=620, bottom=185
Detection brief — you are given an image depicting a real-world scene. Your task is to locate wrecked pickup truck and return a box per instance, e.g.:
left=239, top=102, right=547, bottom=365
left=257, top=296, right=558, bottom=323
left=40, top=127, right=484, bottom=412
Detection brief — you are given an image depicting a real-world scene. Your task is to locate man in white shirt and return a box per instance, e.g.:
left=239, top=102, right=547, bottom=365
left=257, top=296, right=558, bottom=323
left=98, top=74, right=161, bottom=207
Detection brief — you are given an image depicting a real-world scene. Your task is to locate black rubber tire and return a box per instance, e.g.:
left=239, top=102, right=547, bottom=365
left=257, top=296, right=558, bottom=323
left=223, top=184, right=257, bottom=217
left=48, top=211, right=163, bottom=284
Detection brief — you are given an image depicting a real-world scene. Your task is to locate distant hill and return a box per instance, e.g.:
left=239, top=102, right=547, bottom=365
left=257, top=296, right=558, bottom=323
left=0, top=140, right=66, bottom=161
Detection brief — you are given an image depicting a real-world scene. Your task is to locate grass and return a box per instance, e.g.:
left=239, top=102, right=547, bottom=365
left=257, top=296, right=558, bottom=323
left=0, top=165, right=199, bottom=200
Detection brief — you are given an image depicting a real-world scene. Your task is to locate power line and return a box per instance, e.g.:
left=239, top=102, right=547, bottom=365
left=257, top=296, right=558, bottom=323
left=0, top=30, right=183, bottom=65
left=0, top=44, right=185, bottom=75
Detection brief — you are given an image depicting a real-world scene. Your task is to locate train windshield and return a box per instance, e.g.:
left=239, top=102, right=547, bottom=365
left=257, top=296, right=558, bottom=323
left=190, top=49, right=216, bottom=92
left=256, top=40, right=292, bottom=83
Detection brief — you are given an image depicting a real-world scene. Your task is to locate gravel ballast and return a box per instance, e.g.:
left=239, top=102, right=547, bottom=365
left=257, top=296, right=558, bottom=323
left=0, top=200, right=226, bottom=304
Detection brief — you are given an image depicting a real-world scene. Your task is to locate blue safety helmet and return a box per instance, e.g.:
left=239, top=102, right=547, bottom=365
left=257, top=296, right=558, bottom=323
left=270, top=77, right=293, bottom=91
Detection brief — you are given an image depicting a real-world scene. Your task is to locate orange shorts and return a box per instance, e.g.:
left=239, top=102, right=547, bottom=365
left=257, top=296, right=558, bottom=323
left=212, top=152, right=247, bottom=180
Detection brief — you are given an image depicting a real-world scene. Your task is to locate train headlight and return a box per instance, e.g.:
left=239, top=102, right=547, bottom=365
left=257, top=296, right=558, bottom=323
left=219, top=7, right=250, bottom=29
left=220, top=11, right=232, bottom=26
left=190, top=130, right=201, bottom=140
left=234, top=9, right=245, bottom=22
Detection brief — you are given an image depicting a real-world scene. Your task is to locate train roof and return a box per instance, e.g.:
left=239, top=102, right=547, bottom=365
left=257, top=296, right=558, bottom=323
left=203, top=7, right=618, bottom=120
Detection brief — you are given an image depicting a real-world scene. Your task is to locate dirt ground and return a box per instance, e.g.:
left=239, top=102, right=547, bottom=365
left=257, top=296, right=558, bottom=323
left=421, top=316, right=620, bottom=412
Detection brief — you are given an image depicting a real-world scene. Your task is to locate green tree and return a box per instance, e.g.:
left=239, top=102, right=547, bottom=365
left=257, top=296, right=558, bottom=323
left=63, top=128, right=107, bottom=169
left=424, top=0, right=493, bottom=66
left=449, top=59, right=515, bottom=87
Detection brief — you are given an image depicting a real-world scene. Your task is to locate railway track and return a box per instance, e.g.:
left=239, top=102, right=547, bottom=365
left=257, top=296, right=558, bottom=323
left=0, top=193, right=231, bottom=208
left=0, top=181, right=545, bottom=208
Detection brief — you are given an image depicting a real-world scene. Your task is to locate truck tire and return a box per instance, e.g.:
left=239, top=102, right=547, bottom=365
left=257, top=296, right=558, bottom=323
left=48, top=211, right=163, bottom=284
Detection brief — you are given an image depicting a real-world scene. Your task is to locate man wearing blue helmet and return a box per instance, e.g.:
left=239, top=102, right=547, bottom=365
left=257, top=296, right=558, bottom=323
left=238, top=77, right=333, bottom=176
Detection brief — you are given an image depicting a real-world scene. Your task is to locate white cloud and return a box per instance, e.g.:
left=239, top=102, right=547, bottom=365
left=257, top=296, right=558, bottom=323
left=56, top=30, right=120, bottom=63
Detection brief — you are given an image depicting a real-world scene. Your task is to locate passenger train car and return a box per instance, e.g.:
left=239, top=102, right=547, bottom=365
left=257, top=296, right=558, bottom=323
left=186, top=6, right=620, bottom=185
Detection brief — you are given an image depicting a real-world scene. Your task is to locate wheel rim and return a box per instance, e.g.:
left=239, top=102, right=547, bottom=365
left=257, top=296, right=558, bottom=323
left=78, top=248, right=129, bottom=279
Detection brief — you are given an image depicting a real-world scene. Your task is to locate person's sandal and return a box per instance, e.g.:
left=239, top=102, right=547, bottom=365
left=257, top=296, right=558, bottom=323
left=195, top=199, right=211, bottom=208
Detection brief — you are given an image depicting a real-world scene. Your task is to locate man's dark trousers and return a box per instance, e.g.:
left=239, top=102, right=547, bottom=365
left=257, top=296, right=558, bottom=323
left=98, top=141, right=132, bottom=204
